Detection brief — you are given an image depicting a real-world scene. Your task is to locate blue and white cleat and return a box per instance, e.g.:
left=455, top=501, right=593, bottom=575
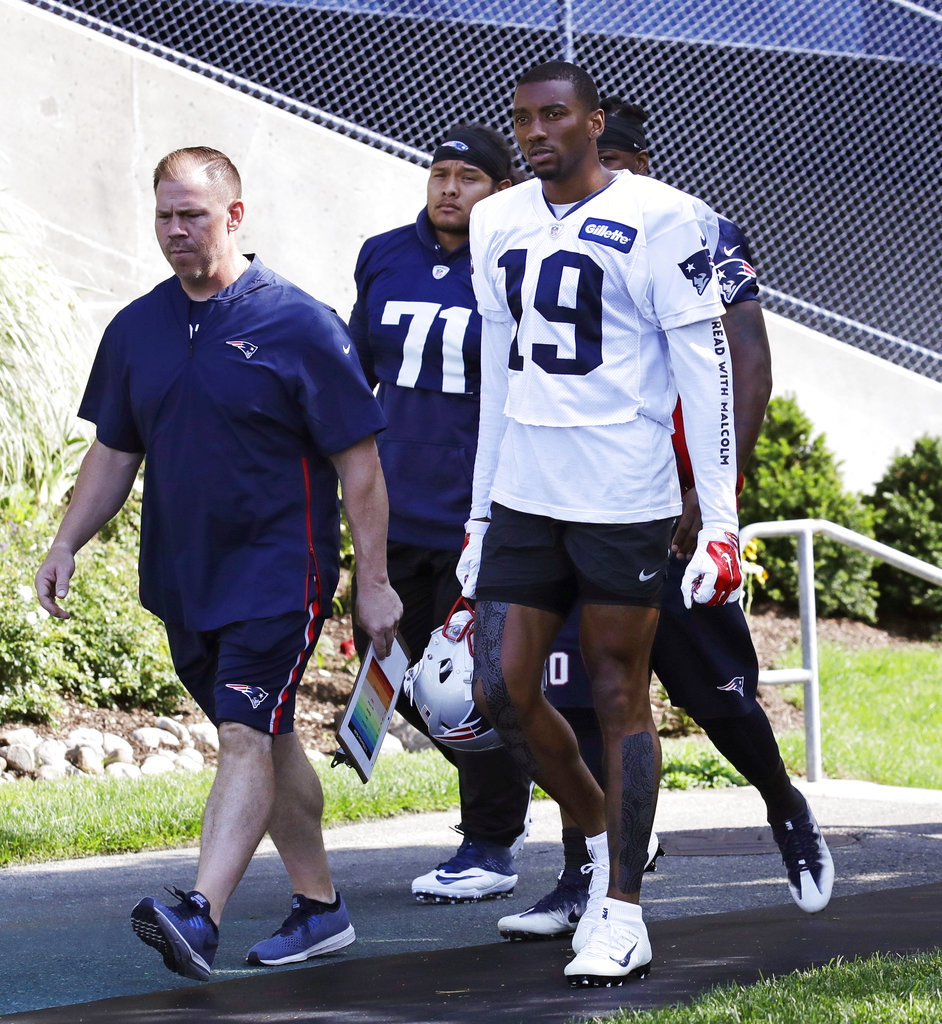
left=412, top=836, right=517, bottom=903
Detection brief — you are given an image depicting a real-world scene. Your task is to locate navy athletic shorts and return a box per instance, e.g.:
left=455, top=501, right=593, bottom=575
left=164, top=606, right=325, bottom=735
left=545, top=555, right=759, bottom=720
left=476, top=503, right=673, bottom=617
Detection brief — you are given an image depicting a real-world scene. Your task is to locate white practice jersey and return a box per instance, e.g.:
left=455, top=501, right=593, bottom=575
left=469, top=170, right=737, bottom=526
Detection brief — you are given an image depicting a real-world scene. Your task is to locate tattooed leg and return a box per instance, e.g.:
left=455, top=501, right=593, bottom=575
left=473, top=600, right=539, bottom=778
left=617, top=732, right=657, bottom=894
left=473, top=600, right=606, bottom=836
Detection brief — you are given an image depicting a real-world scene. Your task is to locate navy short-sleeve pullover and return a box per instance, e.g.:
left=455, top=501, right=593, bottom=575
left=349, top=210, right=480, bottom=551
left=79, top=256, right=385, bottom=630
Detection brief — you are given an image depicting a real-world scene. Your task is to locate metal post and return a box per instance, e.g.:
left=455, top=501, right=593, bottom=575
left=556, top=0, right=574, bottom=61
left=796, top=527, right=823, bottom=781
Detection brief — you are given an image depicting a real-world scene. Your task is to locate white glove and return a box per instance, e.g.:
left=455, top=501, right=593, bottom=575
left=456, top=518, right=489, bottom=599
left=680, top=527, right=743, bottom=609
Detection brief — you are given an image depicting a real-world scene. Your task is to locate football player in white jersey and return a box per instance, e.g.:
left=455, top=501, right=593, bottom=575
left=457, top=61, right=743, bottom=986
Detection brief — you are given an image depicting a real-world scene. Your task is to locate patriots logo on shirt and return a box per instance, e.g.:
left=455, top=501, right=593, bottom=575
left=715, top=257, right=757, bottom=304
left=717, top=676, right=745, bottom=696
left=225, top=683, right=269, bottom=708
left=678, top=247, right=714, bottom=295
left=226, top=339, right=258, bottom=359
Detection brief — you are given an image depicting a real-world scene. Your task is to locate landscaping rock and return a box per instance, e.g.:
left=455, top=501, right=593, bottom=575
left=176, top=747, right=204, bottom=770
left=0, top=727, right=39, bottom=749
left=68, top=745, right=104, bottom=775
left=189, top=722, right=219, bottom=752
left=380, top=733, right=404, bottom=755
left=140, top=753, right=176, bottom=776
left=102, top=733, right=134, bottom=760
left=131, top=727, right=180, bottom=751
left=105, top=762, right=142, bottom=779
left=155, top=717, right=190, bottom=744
left=36, top=739, right=68, bottom=766
left=67, top=727, right=104, bottom=751
left=3, top=745, right=36, bottom=776
left=36, top=763, right=69, bottom=781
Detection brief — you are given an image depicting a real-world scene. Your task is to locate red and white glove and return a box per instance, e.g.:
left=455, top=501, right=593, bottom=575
left=456, top=519, right=489, bottom=599
left=680, top=527, right=743, bottom=609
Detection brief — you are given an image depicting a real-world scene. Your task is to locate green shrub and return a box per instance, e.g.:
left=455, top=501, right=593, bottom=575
left=0, top=201, right=94, bottom=506
left=0, top=493, right=185, bottom=724
left=866, top=435, right=942, bottom=621
left=739, top=396, right=878, bottom=621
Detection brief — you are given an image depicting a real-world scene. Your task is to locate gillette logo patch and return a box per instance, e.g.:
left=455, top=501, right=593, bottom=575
left=579, top=219, right=637, bottom=252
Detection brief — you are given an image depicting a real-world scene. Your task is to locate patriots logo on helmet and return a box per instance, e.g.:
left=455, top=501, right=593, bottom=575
left=717, top=676, right=745, bottom=696
left=678, top=248, right=714, bottom=295
left=715, top=258, right=757, bottom=304
left=226, top=683, right=269, bottom=708
left=226, top=339, right=258, bottom=359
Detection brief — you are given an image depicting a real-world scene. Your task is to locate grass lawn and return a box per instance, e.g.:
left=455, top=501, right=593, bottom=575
left=774, top=641, right=942, bottom=788
left=579, top=951, right=942, bottom=1024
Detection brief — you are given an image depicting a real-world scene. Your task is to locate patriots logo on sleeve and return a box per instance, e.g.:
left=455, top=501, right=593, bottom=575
left=225, top=683, right=270, bottom=708
left=678, top=246, right=714, bottom=295
left=715, top=256, right=758, bottom=304
left=226, top=339, right=258, bottom=359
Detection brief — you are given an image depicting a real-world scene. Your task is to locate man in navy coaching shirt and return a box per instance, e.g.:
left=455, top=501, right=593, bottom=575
left=349, top=125, right=535, bottom=903
left=35, top=147, right=401, bottom=981
left=497, top=100, right=833, bottom=945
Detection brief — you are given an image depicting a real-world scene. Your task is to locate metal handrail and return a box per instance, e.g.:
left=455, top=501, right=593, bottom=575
left=739, top=519, right=942, bottom=782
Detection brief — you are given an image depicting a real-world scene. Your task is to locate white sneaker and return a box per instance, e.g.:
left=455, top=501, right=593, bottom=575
left=571, top=829, right=661, bottom=953
left=564, top=898, right=652, bottom=987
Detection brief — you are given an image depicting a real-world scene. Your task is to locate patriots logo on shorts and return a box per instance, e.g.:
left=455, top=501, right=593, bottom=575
left=226, top=683, right=270, bottom=708
left=678, top=247, right=714, bottom=295
left=226, top=339, right=258, bottom=359
left=717, top=676, right=745, bottom=696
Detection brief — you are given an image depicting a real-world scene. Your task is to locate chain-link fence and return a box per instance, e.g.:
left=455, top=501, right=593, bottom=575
left=29, top=0, right=942, bottom=380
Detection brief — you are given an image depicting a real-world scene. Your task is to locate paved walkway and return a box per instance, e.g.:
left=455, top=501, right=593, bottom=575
left=2, top=780, right=941, bottom=1022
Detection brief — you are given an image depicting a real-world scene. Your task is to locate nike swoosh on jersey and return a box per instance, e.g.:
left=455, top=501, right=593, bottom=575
left=638, top=569, right=659, bottom=582
left=723, top=245, right=741, bottom=256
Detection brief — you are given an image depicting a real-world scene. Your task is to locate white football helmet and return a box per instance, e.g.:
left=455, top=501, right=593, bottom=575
left=403, top=601, right=502, bottom=752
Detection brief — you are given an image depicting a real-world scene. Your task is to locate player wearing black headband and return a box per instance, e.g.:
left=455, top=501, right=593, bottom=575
left=498, top=96, right=833, bottom=945
left=348, top=125, right=535, bottom=904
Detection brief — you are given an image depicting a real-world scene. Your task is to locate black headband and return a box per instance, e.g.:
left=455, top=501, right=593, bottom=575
left=598, top=114, right=647, bottom=154
left=431, top=127, right=511, bottom=183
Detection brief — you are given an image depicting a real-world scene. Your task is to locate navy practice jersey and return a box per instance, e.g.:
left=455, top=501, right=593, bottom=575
left=80, top=257, right=385, bottom=631
left=350, top=209, right=481, bottom=551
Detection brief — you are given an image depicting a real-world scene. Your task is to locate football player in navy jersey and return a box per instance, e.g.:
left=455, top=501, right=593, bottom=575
left=497, top=99, right=833, bottom=945
left=459, top=62, right=745, bottom=985
left=349, top=125, right=537, bottom=904
left=35, top=148, right=400, bottom=980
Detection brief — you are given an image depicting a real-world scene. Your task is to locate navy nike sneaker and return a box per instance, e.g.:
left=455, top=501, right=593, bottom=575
left=412, top=836, right=517, bottom=903
left=246, top=892, right=355, bottom=965
left=131, top=887, right=218, bottom=981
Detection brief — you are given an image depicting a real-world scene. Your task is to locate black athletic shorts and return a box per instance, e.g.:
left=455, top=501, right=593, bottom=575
left=476, top=503, right=673, bottom=617
left=545, top=554, right=760, bottom=720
